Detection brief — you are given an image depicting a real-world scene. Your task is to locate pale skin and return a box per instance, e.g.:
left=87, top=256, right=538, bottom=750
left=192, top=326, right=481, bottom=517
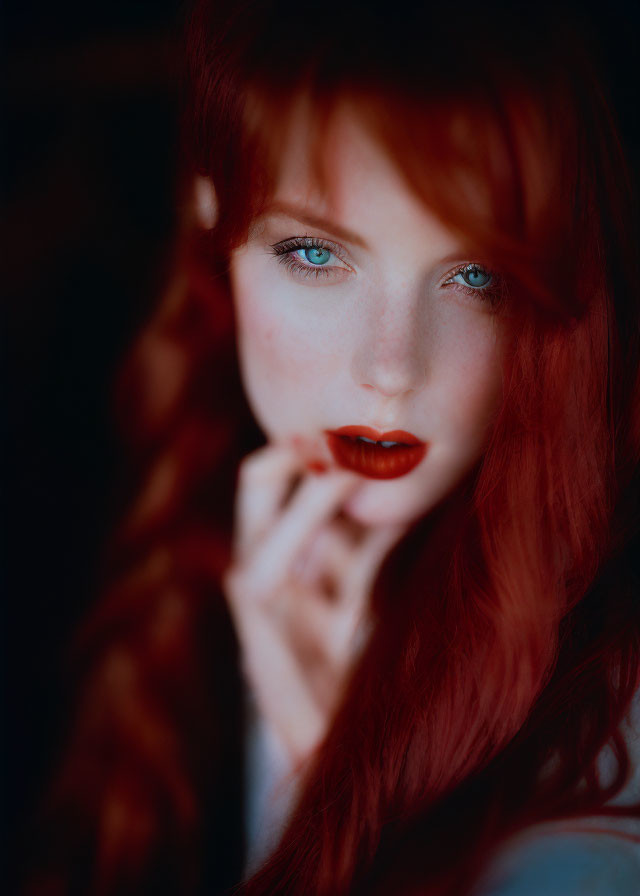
left=198, top=104, right=506, bottom=779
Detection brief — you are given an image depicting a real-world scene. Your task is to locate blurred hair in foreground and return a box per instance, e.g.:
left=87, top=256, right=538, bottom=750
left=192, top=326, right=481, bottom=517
left=26, top=1, right=640, bottom=894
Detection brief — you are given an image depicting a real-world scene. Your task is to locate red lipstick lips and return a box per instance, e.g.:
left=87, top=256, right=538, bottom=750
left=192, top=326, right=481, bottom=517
left=325, top=425, right=427, bottom=479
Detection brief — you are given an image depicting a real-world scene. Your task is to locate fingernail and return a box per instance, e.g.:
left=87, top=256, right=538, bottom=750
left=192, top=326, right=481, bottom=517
left=306, top=460, right=328, bottom=474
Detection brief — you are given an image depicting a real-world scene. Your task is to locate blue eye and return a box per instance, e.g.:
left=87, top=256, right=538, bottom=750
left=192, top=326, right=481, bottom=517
left=296, top=246, right=332, bottom=266
left=463, top=266, right=491, bottom=288
left=442, top=262, right=503, bottom=309
left=453, top=264, right=493, bottom=289
left=270, top=236, right=349, bottom=281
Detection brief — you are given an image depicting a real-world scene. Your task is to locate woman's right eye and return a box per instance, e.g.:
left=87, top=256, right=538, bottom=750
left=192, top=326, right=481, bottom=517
left=269, top=237, right=351, bottom=281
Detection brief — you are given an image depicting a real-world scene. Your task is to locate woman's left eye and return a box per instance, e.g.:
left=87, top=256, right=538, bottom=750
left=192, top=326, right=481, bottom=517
left=269, top=237, right=349, bottom=280
left=446, top=263, right=493, bottom=289
left=443, top=263, right=502, bottom=305
left=295, top=245, right=333, bottom=266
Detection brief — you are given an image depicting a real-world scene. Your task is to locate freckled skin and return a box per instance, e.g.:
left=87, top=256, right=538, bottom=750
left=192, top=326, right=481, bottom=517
left=230, top=108, right=505, bottom=527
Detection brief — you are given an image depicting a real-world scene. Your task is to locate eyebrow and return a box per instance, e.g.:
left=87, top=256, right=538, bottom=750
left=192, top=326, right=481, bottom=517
left=260, top=201, right=370, bottom=250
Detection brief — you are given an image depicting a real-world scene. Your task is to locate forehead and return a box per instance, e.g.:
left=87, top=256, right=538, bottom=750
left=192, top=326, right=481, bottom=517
left=273, top=102, right=389, bottom=196
left=275, top=95, right=541, bottom=219
left=270, top=101, right=456, bottom=246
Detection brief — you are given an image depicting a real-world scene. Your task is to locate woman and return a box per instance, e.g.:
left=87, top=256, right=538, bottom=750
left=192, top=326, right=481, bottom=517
left=30, top=0, right=640, bottom=894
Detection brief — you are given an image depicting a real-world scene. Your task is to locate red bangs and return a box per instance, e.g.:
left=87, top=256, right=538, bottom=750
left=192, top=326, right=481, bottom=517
left=187, top=1, right=604, bottom=322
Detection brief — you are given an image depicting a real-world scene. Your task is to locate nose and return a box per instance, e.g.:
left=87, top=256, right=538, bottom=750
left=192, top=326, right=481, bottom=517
left=351, top=297, right=427, bottom=398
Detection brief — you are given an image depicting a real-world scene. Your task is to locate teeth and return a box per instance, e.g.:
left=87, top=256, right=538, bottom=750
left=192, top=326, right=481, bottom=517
left=356, top=436, right=399, bottom=448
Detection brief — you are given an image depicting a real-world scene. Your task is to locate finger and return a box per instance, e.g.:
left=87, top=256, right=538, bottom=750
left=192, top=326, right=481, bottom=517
left=284, top=586, right=371, bottom=711
left=296, top=517, right=401, bottom=604
left=234, top=441, right=302, bottom=559
left=281, top=583, right=353, bottom=713
left=238, top=471, right=361, bottom=605
left=344, top=523, right=407, bottom=605
left=291, top=524, right=355, bottom=595
left=323, top=523, right=407, bottom=667
left=288, top=522, right=405, bottom=666
left=233, top=599, right=327, bottom=764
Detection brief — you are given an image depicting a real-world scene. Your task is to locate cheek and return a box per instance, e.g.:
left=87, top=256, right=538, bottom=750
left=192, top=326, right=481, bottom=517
left=230, top=256, right=332, bottom=431
left=237, top=294, right=300, bottom=379
left=430, top=310, right=504, bottom=447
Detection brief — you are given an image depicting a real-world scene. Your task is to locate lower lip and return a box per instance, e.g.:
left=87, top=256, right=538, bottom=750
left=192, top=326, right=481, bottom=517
left=326, top=434, right=427, bottom=479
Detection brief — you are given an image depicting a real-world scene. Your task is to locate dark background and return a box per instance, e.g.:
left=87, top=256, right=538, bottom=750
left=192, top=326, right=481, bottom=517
left=3, top=0, right=639, bottom=887
left=3, top=2, right=185, bottom=883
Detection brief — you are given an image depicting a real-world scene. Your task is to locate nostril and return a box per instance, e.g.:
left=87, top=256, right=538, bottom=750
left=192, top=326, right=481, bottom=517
left=361, top=382, right=416, bottom=399
left=353, top=343, right=427, bottom=398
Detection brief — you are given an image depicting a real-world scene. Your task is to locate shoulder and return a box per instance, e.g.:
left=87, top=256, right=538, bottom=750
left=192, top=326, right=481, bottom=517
left=472, top=828, right=640, bottom=896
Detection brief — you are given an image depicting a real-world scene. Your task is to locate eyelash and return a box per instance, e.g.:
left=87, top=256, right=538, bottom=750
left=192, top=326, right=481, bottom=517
left=442, top=262, right=503, bottom=305
left=269, top=236, right=503, bottom=304
left=269, top=236, right=346, bottom=279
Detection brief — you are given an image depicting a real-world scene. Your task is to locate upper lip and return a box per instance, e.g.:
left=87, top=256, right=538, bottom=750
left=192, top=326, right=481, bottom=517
left=326, top=425, right=425, bottom=446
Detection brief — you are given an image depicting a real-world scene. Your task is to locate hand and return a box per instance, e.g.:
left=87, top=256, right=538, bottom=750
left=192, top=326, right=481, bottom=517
left=222, top=438, right=406, bottom=771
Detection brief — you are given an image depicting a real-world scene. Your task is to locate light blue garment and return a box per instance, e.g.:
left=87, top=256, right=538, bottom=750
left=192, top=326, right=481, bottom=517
left=474, top=687, right=640, bottom=894
left=473, top=831, right=640, bottom=895
left=242, top=685, right=300, bottom=879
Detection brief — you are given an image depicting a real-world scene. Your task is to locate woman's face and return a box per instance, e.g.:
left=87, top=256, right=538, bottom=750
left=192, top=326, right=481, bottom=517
left=229, top=108, right=506, bottom=527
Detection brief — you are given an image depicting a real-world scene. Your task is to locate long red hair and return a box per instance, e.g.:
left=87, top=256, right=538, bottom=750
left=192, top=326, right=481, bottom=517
left=28, top=1, right=640, bottom=894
